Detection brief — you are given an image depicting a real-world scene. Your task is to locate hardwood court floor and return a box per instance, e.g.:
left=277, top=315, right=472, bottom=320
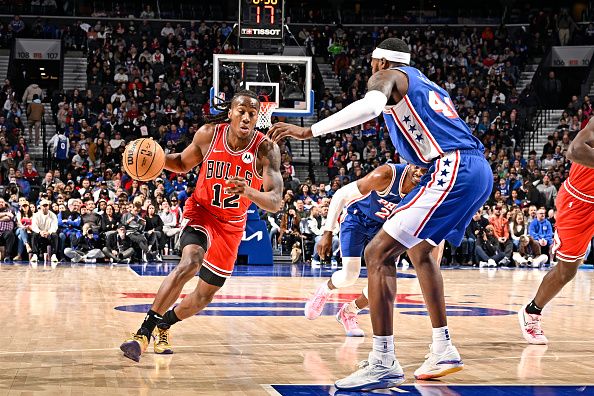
left=1, top=262, right=594, bottom=395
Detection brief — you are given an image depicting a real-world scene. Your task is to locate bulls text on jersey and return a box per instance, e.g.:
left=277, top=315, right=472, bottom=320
left=205, top=159, right=254, bottom=187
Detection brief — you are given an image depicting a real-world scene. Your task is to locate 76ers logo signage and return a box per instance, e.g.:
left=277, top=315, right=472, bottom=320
left=242, top=152, right=254, bottom=164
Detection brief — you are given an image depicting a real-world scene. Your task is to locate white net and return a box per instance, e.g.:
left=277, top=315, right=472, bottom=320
left=256, top=102, right=278, bottom=131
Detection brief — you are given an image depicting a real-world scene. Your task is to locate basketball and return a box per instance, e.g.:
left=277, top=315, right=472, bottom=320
left=122, top=138, right=165, bottom=181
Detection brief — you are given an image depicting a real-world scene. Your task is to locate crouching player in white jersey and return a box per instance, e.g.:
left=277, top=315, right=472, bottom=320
left=306, top=163, right=444, bottom=338
left=270, top=37, right=492, bottom=391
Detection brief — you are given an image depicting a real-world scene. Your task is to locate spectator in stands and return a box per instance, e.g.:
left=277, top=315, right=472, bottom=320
left=476, top=225, right=508, bottom=267
left=120, top=204, right=149, bottom=262
left=509, top=211, right=527, bottom=249
left=537, top=174, right=557, bottom=209
left=489, top=204, right=513, bottom=265
left=26, top=95, right=44, bottom=145
left=102, top=225, right=135, bottom=264
left=14, top=199, right=33, bottom=261
left=143, top=203, right=163, bottom=261
left=101, top=203, right=119, bottom=237
left=22, top=83, right=42, bottom=104
left=159, top=199, right=181, bottom=252
left=280, top=207, right=301, bottom=254
left=513, top=235, right=549, bottom=267
left=0, top=197, right=15, bottom=260
left=64, top=223, right=105, bottom=263
left=528, top=207, right=554, bottom=260
left=30, top=199, right=59, bottom=264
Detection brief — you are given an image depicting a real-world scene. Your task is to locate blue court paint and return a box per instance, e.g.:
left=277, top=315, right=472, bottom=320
left=114, top=302, right=516, bottom=317
left=270, top=384, right=594, bottom=396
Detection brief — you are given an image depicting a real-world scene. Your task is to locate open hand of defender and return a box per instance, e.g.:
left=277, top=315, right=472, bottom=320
left=267, top=122, right=313, bottom=142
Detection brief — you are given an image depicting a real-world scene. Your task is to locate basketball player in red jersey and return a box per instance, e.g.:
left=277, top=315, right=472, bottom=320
left=519, top=116, right=594, bottom=344
left=120, top=90, right=283, bottom=362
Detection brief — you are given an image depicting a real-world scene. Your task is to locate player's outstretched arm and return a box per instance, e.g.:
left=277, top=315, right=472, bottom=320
left=323, top=165, right=395, bottom=234
left=225, top=140, right=283, bottom=213
left=567, top=117, right=594, bottom=168
left=268, top=71, right=395, bottom=143
left=317, top=164, right=395, bottom=258
left=164, top=124, right=215, bottom=173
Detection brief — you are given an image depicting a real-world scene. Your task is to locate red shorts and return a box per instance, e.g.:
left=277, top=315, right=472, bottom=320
left=552, top=185, right=594, bottom=262
left=181, top=197, right=245, bottom=283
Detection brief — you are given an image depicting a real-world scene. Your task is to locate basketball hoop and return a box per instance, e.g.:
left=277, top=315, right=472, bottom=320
left=256, top=102, right=278, bottom=131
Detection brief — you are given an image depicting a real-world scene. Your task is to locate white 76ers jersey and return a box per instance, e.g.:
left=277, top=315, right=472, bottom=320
left=382, top=66, right=484, bottom=166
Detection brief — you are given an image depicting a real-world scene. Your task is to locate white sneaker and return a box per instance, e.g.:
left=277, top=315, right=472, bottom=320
left=487, top=258, right=497, bottom=267
left=518, top=307, right=548, bottom=345
left=51, top=254, right=59, bottom=263
left=401, top=258, right=410, bottom=270
left=479, top=261, right=488, bottom=268
left=30, top=254, right=38, bottom=263
left=414, top=344, right=464, bottom=380
left=311, top=258, right=321, bottom=268
left=334, top=354, right=405, bottom=391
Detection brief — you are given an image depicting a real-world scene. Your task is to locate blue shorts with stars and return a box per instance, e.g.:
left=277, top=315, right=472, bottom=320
left=382, top=149, right=492, bottom=248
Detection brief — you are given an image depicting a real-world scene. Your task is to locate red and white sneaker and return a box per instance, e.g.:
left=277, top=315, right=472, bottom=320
left=518, top=307, right=548, bottom=345
left=304, top=283, right=331, bottom=320
left=336, top=303, right=365, bottom=337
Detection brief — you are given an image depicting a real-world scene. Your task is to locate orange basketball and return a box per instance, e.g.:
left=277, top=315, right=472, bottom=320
left=122, top=138, right=165, bottom=181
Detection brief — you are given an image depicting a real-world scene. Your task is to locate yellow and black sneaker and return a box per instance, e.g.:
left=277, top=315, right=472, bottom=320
left=153, top=325, right=173, bottom=355
left=120, top=333, right=149, bottom=362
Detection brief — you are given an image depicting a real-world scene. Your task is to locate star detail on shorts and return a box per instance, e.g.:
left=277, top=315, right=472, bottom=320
left=402, top=115, right=411, bottom=124
left=443, top=159, right=452, bottom=167
left=441, top=169, right=449, bottom=177
left=415, top=133, right=423, bottom=142
left=408, top=124, right=417, bottom=132
left=437, top=179, right=446, bottom=187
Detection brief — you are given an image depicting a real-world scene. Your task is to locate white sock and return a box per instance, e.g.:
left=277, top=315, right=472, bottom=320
left=344, top=300, right=361, bottom=315
left=432, top=326, right=453, bottom=354
left=370, top=335, right=395, bottom=367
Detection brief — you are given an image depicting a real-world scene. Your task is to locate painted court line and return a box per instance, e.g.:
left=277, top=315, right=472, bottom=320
left=1, top=339, right=594, bottom=356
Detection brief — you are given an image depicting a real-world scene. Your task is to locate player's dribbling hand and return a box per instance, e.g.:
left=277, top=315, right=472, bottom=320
left=267, top=123, right=313, bottom=142
left=225, top=177, right=249, bottom=196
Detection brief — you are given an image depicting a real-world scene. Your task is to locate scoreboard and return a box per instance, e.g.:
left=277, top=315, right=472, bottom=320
left=239, top=0, right=284, bottom=53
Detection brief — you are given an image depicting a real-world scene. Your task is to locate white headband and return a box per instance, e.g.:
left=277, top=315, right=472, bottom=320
left=372, top=48, right=411, bottom=65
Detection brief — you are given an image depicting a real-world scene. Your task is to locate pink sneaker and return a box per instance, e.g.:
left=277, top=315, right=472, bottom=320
left=518, top=307, right=548, bottom=345
left=336, top=303, right=365, bottom=337
left=304, top=283, right=331, bottom=320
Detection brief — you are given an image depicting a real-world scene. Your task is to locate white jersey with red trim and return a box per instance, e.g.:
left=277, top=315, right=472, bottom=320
left=382, top=66, right=484, bottom=166
left=191, top=123, right=266, bottom=222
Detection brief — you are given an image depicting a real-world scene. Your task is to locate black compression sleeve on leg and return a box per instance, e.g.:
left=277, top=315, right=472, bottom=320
left=137, top=309, right=163, bottom=337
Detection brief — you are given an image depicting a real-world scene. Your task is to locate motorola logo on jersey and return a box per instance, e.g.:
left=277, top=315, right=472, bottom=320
left=242, top=152, right=254, bottom=164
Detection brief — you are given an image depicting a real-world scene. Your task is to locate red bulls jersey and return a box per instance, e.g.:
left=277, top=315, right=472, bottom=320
left=192, top=123, right=266, bottom=222
left=563, top=162, right=594, bottom=204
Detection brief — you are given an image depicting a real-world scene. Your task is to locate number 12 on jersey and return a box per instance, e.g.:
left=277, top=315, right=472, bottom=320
left=212, top=183, right=240, bottom=209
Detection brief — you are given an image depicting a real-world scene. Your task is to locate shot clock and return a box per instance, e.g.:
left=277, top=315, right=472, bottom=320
left=239, top=0, right=284, bottom=53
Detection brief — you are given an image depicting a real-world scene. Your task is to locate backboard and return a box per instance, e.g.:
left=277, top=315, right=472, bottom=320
left=210, top=54, right=314, bottom=117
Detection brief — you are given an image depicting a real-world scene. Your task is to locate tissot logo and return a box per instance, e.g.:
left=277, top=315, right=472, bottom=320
left=241, top=28, right=281, bottom=36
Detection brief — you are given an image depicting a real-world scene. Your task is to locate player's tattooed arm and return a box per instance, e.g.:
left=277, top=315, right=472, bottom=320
left=226, top=140, right=283, bottom=213
left=567, top=116, right=594, bottom=168
left=164, top=123, right=214, bottom=173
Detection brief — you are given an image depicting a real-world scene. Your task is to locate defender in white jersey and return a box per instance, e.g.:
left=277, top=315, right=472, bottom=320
left=270, top=38, right=492, bottom=391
